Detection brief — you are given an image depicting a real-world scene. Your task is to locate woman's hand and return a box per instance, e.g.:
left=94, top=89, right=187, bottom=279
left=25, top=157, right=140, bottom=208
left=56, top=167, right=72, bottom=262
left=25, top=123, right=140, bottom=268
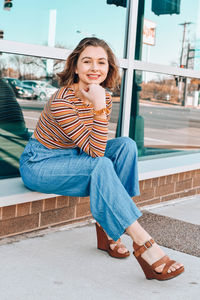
left=80, top=84, right=106, bottom=110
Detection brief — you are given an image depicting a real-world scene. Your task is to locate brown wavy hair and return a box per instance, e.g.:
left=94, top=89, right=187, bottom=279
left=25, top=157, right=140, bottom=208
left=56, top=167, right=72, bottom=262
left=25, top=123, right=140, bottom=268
left=57, top=37, right=120, bottom=90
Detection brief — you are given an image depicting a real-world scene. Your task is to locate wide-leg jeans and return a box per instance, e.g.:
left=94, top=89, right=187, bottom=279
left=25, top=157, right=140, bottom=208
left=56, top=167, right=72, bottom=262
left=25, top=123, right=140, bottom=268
left=19, top=137, right=142, bottom=240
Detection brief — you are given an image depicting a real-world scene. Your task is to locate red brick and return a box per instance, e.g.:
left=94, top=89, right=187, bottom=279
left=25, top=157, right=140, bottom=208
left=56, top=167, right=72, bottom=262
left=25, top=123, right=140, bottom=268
left=155, top=183, right=174, bottom=197
left=79, top=196, right=90, bottom=204
left=0, top=214, right=39, bottom=238
left=143, top=179, right=152, bottom=189
left=159, top=176, right=166, bottom=185
left=140, top=188, right=155, bottom=201
left=196, top=187, right=200, bottom=194
left=172, top=174, right=179, bottom=182
left=165, top=175, right=173, bottom=185
left=194, top=172, right=200, bottom=179
left=139, top=181, right=144, bottom=190
left=175, top=178, right=192, bottom=192
left=0, top=207, right=2, bottom=220
left=161, top=193, right=180, bottom=202
left=178, top=189, right=196, bottom=198
left=193, top=176, right=200, bottom=188
left=194, top=169, right=200, bottom=176
left=40, top=206, right=75, bottom=226
left=179, top=172, right=186, bottom=181
left=141, top=197, right=161, bottom=207
left=76, top=202, right=91, bottom=218
left=17, top=203, right=31, bottom=217
left=31, top=200, right=43, bottom=214
left=152, top=177, right=159, bottom=187
left=56, top=196, right=69, bottom=208
left=184, top=171, right=193, bottom=179
left=2, top=205, right=16, bottom=220
left=44, top=197, right=56, bottom=211
left=69, top=197, right=80, bottom=207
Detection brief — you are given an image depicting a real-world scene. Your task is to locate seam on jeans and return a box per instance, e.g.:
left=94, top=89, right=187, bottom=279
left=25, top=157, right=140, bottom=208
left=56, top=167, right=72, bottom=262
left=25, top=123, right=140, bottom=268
left=95, top=182, right=141, bottom=230
left=91, top=161, right=141, bottom=238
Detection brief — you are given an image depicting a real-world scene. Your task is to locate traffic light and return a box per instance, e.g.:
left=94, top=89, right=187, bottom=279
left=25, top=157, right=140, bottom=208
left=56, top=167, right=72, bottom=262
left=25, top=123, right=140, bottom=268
left=0, top=30, right=4, bottom=39
left=4, top=0, right=13, bottom=11
left=106, top=0, right=127, bottom=7
left=152, top=0, right=181, bottom=15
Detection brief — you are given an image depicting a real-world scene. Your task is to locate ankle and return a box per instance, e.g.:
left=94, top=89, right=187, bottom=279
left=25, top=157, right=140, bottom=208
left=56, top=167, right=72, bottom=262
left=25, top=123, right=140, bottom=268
left=133, top=236, right=152, bottom=246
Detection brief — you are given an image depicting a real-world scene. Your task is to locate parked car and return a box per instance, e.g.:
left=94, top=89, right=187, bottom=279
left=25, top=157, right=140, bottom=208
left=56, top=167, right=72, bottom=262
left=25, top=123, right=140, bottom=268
left=3, top=77, right=36, bottom=100
left=22, top=80, right=57, bottom=101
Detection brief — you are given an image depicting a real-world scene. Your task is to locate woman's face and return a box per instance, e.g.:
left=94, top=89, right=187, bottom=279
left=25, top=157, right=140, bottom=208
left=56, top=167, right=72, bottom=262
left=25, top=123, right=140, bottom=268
left=75, top=46, right=109, bottom=89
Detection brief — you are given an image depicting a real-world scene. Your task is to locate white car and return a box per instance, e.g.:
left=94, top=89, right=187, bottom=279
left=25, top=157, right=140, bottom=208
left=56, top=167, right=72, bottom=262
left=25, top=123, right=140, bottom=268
left=22, top=80, right=57, bottom=101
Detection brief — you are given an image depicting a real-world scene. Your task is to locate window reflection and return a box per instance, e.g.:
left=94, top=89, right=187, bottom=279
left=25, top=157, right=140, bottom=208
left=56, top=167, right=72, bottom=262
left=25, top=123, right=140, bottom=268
left=142, top=0, right=200, bottom=70
left=0, top=78, right=29, bottom=178
left=0, top=53, right=64, bottom=178
left=0, top=0, right=127, bottom=58
left=138, top=71, right=200, bottom=157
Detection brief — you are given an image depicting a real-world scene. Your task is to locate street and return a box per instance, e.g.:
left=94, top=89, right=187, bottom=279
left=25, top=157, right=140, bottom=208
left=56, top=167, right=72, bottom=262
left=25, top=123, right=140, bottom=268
left=20, top=99, right=200, bottom=150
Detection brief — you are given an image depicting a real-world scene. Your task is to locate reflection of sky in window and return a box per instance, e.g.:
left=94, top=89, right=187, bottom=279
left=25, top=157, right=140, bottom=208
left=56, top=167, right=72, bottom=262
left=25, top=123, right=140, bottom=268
left=0, top=0, right=200, bottom=69
left=144, top=0, right=200, bottom=69
left=0, top=0, right=126, bottom=58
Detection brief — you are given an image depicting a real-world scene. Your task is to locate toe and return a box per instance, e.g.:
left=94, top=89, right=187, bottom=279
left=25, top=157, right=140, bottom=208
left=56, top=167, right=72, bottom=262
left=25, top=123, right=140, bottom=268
left=118, top=247, right=128, bottom=254
left=174, top=262, right=184, bottom=270
left=155, top=263, right=165, bottom=273
left=168, top=262, right=183, bottom=273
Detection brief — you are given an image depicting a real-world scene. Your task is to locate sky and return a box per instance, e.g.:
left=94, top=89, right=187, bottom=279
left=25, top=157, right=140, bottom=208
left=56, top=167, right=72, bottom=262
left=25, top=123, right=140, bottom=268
left=0, top=0, right=200, bottom=71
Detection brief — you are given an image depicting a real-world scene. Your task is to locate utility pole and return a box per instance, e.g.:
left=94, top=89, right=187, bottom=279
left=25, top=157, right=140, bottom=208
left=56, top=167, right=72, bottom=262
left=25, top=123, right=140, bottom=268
left=179, top=22, right=192, bottom=67
left=179, top=22, right=192, bottom=106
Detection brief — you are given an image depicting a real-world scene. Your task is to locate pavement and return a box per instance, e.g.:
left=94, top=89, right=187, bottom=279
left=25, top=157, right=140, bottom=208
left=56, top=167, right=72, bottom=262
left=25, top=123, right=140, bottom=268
left=0, top=195, right=200, bottom=300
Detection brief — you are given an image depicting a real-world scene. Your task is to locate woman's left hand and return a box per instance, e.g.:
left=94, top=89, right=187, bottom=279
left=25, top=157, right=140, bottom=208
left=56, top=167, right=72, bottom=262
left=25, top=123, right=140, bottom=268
left=80, top=84, right=106, bottom=110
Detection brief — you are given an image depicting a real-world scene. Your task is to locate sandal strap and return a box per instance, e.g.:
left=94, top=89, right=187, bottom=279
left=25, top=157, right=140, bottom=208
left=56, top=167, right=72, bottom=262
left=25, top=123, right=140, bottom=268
left=151, top=255, right=169, bottom=269
left=133, top=239, right=155, bottom=257
left=152, top=256, right=177, bottom=274
left=108, top=238, right=121, bottom=245
left=108, top=239, right=128, bottom=253
left=162, top=260, right=176, bottom=275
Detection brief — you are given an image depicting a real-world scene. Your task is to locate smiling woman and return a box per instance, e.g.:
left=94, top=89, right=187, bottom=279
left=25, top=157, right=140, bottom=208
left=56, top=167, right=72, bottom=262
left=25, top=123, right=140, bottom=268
left=75, top=46, right=109, bottom=88
left=19, top=37, right=184, bottom=281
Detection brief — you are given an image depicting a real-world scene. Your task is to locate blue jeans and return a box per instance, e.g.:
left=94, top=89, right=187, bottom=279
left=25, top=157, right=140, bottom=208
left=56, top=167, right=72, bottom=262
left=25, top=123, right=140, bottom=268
left=19, top=137, right=142, bottom=240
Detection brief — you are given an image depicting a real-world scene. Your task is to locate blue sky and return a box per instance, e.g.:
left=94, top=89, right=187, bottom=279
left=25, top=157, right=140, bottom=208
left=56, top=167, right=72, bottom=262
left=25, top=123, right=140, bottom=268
left=0, top=0, right=200, bottom=68
left=0, top=0, right=127, bottom=56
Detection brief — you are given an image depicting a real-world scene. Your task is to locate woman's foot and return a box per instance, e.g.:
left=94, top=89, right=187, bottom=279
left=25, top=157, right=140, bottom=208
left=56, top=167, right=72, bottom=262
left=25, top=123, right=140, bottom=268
left=138, top=239, right=183, bottom=273
left=126, top=221, right=184, bottom=276
left=95, top=223, right=130, bottom=258
left=108, top=238, right=129, bottom=255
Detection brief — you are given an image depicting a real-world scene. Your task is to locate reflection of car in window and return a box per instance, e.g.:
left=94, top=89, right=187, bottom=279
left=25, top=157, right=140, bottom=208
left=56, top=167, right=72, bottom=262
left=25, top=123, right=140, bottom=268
left=0, top=78, right=30, bottom=138
left=22, top=80, right=58, bottom=101
left=0, top=78, right=31, bottom=178
left=3, top=77, right=36, bottom=100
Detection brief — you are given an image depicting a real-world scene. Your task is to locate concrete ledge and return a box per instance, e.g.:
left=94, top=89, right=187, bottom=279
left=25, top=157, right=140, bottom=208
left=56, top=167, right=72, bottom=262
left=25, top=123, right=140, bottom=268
left=0, top=154, right=200, bottom=239
left=0, top=178, right=58, bottom=208
left=1, top=152, right=200, bottom=207
left=139, top=152, right=200, bottom=180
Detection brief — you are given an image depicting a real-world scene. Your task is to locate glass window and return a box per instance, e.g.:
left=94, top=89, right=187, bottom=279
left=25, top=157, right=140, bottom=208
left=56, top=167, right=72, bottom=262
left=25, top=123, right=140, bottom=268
left=109, top=68, right=124, bottom=140
left=137, top=70, right=200, bottom=158
left=0, top=52, right=63, bottom=178
left=142, top=0, right=200, bottom=70
left=1, top=0, right=127, bottom=58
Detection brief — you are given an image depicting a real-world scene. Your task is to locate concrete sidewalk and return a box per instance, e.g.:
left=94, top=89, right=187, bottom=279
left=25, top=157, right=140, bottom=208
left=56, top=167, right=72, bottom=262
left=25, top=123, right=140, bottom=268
left=0, top=196, right=199, bottom=300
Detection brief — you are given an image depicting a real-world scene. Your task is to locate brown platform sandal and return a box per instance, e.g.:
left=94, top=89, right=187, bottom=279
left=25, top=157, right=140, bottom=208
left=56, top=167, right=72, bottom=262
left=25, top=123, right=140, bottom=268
left=95, top=223, right=130, bottom=258
left=133, top=239, right=184, bottom=280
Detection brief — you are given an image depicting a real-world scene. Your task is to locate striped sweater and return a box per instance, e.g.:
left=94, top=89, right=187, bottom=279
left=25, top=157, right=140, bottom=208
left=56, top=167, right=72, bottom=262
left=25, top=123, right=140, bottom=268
left=34, top=86, right=112, bottom=157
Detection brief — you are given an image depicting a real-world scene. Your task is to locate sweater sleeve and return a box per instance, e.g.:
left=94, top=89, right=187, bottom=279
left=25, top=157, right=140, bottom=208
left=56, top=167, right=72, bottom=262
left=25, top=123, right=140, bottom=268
left=50, top=97, right=111, bottom=157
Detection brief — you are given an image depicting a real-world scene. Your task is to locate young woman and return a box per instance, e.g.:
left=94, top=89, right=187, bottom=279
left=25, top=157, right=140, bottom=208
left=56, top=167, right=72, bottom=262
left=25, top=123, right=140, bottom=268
left=20, top=37, right=184, bottom=280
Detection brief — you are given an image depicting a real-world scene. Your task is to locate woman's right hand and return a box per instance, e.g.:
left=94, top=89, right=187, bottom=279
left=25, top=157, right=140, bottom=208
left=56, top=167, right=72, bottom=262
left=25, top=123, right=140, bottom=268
left=80, top=84, right=106, bottom=110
